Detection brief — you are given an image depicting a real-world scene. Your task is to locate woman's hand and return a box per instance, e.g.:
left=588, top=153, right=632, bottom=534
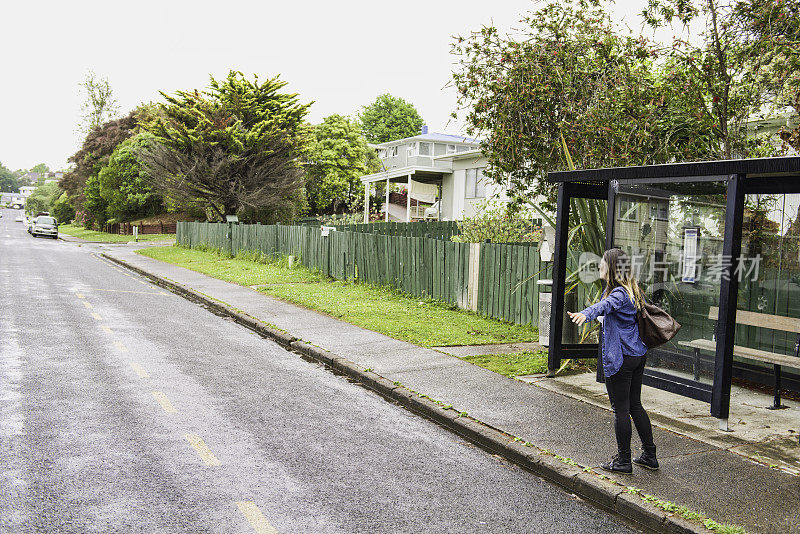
left=567, top=311, right=587, bottom=326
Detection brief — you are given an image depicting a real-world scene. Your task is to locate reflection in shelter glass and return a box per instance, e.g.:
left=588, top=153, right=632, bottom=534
left=612, top=181, right=728, bottom=384
left=737, top=194, right=800, bottom=371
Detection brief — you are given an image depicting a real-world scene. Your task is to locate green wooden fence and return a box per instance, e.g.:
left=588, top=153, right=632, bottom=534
left=333, top=220, right=459, bottom=240
left=177, top=221, right=548, bottom=326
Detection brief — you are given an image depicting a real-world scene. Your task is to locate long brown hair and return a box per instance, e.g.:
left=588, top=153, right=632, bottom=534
left=602, top=248, right=645, bottom=310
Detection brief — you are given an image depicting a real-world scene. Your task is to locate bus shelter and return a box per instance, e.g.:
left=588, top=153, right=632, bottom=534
left=546, top=157, right=800, bottom=429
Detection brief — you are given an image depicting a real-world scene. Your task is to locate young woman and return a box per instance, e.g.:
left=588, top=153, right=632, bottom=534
left=567, top=248, right=659, bottom=474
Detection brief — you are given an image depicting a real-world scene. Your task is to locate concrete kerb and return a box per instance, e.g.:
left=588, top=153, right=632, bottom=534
left=102, top=252, right=704, bottom=534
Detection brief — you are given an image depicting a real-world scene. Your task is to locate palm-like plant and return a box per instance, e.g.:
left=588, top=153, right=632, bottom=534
left=528, top=133, right=606, bottom=373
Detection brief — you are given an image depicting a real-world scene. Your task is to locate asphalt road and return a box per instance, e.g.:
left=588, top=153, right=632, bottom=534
left=0, top=208, right=639, bottom=533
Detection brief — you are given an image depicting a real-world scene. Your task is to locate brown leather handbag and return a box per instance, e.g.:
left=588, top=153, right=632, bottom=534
left=637, top=300, right=681, bottom=348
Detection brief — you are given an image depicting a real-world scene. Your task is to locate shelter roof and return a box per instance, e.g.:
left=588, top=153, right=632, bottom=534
left=547, top=156, right=800, bottom=183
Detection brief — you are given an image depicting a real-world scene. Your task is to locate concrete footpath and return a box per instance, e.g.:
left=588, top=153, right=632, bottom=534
left=102, top=246, right=799, bottom=534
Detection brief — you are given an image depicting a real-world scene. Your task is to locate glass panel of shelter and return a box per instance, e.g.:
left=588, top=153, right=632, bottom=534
left=612, top=181, right=729, bottom=386
left=737, top=193, right=800, bottom=386
left=563, top=196, right=608, bottom=347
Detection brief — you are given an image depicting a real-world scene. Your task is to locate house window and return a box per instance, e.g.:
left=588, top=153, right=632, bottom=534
left=447, top=144, right=457, bottom=154
left=457, top=145, right=469, bottom=152
left=650, top=202, right=668, bottom=220
left=419, top=142, right=431, bottom=156
left=618, top=198, right=638, bottom=221
left=389, top=146, right=398, bottom=157
left=466, top=168, right=486, bottom=199
left=378, top=149, right=387, bottom=159
left=407, top=143, right=417, bottom=157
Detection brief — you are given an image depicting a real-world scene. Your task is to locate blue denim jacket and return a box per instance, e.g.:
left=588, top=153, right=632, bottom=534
left=579, top=286, right=648, bottom=377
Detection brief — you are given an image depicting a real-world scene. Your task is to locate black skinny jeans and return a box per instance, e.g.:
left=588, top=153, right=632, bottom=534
left=605, top=355, right=655, bottom=455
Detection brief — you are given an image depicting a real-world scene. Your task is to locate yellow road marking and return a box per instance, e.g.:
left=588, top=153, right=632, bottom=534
left=236, top=502, right=278, bottom=534
left=76, top=293, right=85, bottom=299
left=83, top=301, right=93, bottom=309
left=184, top=434, right=221, bottom=466
left=91, top=312, right=102, bottom=321
left=152, top=391, right=177, bottom=413
left=101, top=326, right=113, bottom=334
left=129, top=362, right=150, bottom=378
left=113, top=341, right=128, bottom=352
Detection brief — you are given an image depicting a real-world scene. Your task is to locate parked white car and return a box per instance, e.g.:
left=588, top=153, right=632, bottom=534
left=31, top=216, right=59, bottom=239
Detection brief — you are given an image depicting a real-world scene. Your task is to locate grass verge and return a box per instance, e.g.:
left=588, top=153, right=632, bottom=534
left=137, top=246, right=323, bottom=286
left=59, top=224, right=176, bottom=243
left=461, top=351, right=594, bottom=377
left=137, top=245, right=538, bottom=347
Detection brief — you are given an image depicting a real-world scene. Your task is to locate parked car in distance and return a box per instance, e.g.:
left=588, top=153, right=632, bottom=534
left=31, top=216, right=58, bottom=239
left=15, top=215, right=22, bottom=222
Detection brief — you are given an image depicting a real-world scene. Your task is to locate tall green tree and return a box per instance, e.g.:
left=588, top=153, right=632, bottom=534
left=90, top=133, right=163, bottom=223
left=138, top=71, right=311, bottom=220
left=734, top=0, right=800, bottom=149
left=64, top=109, right=140, bottom=210
left=29, top=163, right=50, bottom=174
left=359, top=94, right=424, bottom=143
left=78, top=70, right=119, bottom=135
left=82, top=174, right=108, bottom=227
left=642, top=0, right=763, bottom=158
left=305, top=114, right=379, bottom=214
left=24, top=182, right=60, bottom=216
left=0, top=162, right=18, bottom=192
left=451, top=0, right=694, bottom=208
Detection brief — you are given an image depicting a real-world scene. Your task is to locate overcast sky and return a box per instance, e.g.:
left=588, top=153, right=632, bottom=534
left=1, top=0, right=668, bottom=172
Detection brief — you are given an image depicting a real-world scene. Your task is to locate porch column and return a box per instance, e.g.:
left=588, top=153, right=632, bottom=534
left=437, top=183, right=442, bottom=221
left=406, top=175, right=412, bottom=222
left=385, top=177, right=390, bottom=222
left=363, top=181, right=370, bottom=223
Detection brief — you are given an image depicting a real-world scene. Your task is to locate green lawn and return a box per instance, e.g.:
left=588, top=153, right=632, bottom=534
left=137, top=245, right=539, bottom=347
left=59, top=224, right=176, bottom=243
left=460, top=351, right=593, bottom=377
left=138, top=246, right=322, bottom=286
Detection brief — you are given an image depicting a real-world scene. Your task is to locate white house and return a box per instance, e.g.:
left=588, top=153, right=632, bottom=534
left=19, top=186, right=36, bottom=198
left=361, top=128, right=509, bottom=222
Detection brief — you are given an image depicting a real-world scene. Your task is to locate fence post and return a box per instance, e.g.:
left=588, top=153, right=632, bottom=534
left=467, top=242, right=481, bottom=311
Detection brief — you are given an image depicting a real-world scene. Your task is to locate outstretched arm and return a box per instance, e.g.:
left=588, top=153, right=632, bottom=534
left=569, top=289, right=628, bottom=325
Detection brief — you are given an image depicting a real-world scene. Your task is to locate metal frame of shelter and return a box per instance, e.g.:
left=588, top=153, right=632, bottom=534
left=545, top=156, right=800, bottom=427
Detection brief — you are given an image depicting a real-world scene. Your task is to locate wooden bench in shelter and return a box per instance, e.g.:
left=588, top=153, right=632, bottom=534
left=679, top=307, right=800, bottom=413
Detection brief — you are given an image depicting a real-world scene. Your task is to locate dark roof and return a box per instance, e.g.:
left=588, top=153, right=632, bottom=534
left=547, top=156, right=800, bottom=183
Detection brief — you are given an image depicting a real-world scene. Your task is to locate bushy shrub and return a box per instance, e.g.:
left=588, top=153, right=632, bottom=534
left=51, top=192, right=75, bottom=223
left=452, top=203, right=542, bottom=244
left=319, top=212, right=365, bottom=226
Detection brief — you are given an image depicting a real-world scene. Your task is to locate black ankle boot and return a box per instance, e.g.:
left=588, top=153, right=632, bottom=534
left=601, top=452, right=632, bottom=474
left=633, top=446, right=659, bottom=470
